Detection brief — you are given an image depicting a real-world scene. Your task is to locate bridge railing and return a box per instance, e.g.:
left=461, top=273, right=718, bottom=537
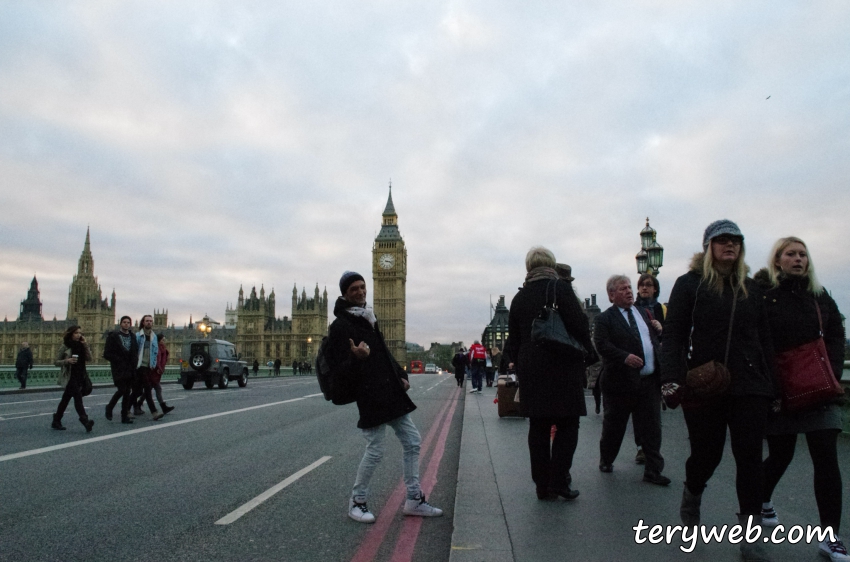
left=0, top=365, right=182, bottom=389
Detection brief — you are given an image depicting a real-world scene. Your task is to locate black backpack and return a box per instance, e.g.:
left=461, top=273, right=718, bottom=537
left=316, top=336, right=357, bottom=405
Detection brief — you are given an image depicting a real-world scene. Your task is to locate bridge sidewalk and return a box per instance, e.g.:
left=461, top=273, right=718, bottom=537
left=449, top=384, right=849, bottom=562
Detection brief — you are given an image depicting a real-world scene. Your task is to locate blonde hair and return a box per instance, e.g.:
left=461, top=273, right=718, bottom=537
left=701, top=243, right=749, bottom=298
left=525, top=246, right=556, bottom=271
left=767, top=236, right=823, bottom=295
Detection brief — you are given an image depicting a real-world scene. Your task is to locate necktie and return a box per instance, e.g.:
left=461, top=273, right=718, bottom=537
left=626, top=308, right=641, bottom=341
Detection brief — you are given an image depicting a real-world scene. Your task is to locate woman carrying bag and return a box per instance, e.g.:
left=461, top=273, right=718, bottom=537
left=659, top=220, right=777, bottom=562
left=52, top=325, right=94, bottom=432
left=758, top=237, right=847, bottom=562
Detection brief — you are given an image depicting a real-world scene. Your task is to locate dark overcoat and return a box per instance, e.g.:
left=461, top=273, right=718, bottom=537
left=102, top=331, right=139, bottom=385
left=593, top=305, right=661, bottom=395
left=326, top=297, right=415, bottom=429
left=506, top=278, right=594, bottom=418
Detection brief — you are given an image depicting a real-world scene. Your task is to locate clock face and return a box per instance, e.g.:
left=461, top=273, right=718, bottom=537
left=379, top=253, right=395, bottom=269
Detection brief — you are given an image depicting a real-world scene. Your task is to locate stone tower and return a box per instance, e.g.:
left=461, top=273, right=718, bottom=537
left=372, top=183, right=407, bottom=366
left=19, top=276, right=43, bottom=322
left=66, top=228, right=116, bottom=358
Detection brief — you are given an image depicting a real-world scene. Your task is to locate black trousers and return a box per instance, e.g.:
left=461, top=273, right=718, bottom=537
left=130, top=369, right=157, bottom=412
left=528, top=416, right=580, bottom=490
left=16, top=367, right=29, bottom=388
left=107, top=379, right=133, bottom=416
left=682, top=394, right=770, bottom=516
left=764, top=429, right=843, bottom=532
left=56, top=376, right=86, bottom=419
left=599, top=375, right=664, bottom=473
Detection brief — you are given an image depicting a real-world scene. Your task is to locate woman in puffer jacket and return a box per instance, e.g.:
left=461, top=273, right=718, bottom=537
left=659, top=219, right=777, bottom=562
left=757, top=237, right=847, bottom=562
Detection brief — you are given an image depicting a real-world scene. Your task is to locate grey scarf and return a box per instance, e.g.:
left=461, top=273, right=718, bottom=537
left=524, top=266, right=559, bottom=286
left=346, top=305, right=377, bottom=327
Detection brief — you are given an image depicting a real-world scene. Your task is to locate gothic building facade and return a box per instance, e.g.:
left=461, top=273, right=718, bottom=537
left=372, top=184, right=408, bottom=366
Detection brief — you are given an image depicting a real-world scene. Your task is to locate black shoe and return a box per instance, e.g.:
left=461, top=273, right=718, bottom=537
left=536, top=487, right=555, bottom=500
left=643, top=471, right=671, bottom=486
left=599, top=463, right=613, bottom=473
left=121, top=416, right=134, bottom=424
left=80, top=417, right=94, bottom=433
left=105, top=406, right=113, bottom=421
left=162, top=405, right=175, bottom=414
left=133, top=407, right=144, bottom=416
left=51, top=414, right=66, bottom=430
left=549, top=487, right=580, bottom=500
left=595, top=404, right=600, bottom=414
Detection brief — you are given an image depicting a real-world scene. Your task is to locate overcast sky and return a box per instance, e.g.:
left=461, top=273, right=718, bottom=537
left=2, top=1, right=849, bottom=346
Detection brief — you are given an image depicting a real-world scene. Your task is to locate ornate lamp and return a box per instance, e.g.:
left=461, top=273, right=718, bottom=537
left=647, top=239, right=664, bottom=275
left=636, top=218, right=663, bottom=275
left=640, top=217, right=656, bottom=250
left=635, top=249, right=648, bottom=275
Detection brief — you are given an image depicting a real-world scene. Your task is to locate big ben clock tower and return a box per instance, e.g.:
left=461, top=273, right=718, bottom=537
left=373, top=183, right=407, bottom=366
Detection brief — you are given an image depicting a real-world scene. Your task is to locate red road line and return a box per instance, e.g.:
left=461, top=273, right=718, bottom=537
left=350, top=386, right=459, bottom=562
left=389, top=387, right=460, bottom=562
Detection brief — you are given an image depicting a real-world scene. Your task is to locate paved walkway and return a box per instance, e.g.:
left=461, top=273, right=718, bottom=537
left=450, top=384, right=850, bottom=562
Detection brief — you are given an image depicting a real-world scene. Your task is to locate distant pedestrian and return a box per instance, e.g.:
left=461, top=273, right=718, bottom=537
left=451, top=347, right=467, bottom=387
left=660, top=220, right=776, bottom=562
left=267, top=360, right=273, bottom=376
left=52, top=325, right=94, bottom=432
left=506, top=246, right=594, bottom=501
left=292, top=360, right=299, bottom=375
left=758, top=237, right=848, bottom=561
left=103, top=316, right=139, bottom=424
left=149, top=333, right=174, bottom=416
left=274, top=358, right=281, bottom=377
left=633, top=272, right=667, bottom=463
left=467, top=341, right=486, bottom=393
left=253, top=359, right=259, bottom=376
left=15, top=341, right=33, bottom=389
left=326, top=271, right=442, bottom=523
left=131, top=315, right=164, bottom=421
left=593, top=275, right=669, bottom=486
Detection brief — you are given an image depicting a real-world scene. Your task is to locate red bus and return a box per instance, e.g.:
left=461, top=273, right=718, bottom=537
left=410, top=360, right=424, bottom=374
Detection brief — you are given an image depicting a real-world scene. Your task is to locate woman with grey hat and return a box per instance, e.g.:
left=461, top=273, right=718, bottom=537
left=659, top=220, right=778, bottom=562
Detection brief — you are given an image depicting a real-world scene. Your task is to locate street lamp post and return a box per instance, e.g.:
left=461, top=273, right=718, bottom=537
left=636, top=218, right=664, bottom=276
left=197, top=323, right=212, bottom=338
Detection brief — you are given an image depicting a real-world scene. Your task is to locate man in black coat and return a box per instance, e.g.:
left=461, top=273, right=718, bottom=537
left=593, top=275, right=670, bottom=486
left=103, top=316, right=139, bottom=424
left=326, top=271, right=442, bottom=524
left=15, top=342, right=34, bottom=389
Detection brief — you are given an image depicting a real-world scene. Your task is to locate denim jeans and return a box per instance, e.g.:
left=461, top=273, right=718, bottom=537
left=470, top=364, right=484, bottom=391
left=352, top=413, right=422, bottom=501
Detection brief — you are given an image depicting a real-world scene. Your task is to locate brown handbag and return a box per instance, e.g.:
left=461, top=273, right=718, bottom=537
left=776, top=302, right=844, bottom=412
left=685, top=286, right=737, bottom=399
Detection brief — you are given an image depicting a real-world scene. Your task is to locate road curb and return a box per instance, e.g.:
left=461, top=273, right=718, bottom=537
left=448, top=389, right=515, bottom=562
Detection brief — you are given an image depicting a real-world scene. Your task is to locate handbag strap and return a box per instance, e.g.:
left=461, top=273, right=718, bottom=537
left=688, top=279, right=737, bottom=366
left=544, top=279, right=558, bottom=309
left=813, top=300, right=824, bottom=337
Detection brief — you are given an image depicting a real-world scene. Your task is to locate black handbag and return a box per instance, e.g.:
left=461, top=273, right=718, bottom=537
left=530, top=279, right=587, bottom=361
left=81, top=373, right=93, bottom=396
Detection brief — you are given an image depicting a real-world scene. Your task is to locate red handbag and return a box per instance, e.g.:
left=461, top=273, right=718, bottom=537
left=776, top=302, right=844, bottom=412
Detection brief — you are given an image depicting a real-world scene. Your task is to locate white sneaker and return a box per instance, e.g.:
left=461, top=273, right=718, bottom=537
left=761, top=505, right=779, bottom=527
left=348, top=497, right=375, bottom=523
left=403, top=494, right=443, bottom=517
left=820, top=538, right=850, bottom=561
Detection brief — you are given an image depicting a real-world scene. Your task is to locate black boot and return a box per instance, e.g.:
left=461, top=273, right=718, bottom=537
left=51, top=414, right=66, bottom=430
left=105, top=405, right=113, bottom=421
left=80, top=417, right=94, bottom=433
left=121, top=413, right=134, bottom=424
left=161, top=404, right=175, bottom=414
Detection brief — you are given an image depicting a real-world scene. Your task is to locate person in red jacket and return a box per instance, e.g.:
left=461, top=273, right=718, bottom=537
left=149, top=333, right=174, bottom=417
left=467, top=341, right=487, bottom=393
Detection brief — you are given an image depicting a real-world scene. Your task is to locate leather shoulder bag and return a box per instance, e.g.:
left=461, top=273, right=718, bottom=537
left=530, top=279, right=587, bottom=361
left=776, top=301, right=844, bottom=412
left=685, top=283, right=736, bottom=399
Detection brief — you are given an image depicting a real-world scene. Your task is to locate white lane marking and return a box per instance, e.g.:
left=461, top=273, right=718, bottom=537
left=0, top=394, right=324, bottom=463
left=214, top=456, right=332, bottom=525
left=0, top=393, right=116, bottom=406
left=424, top=379, right=449, bottom=392
left=1, top=412, right=54, bottom=420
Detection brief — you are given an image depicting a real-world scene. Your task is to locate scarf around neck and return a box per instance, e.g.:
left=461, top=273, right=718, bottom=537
left=346, top=305, right=377, bottom=327
left=524, top=266, right=559, bottom=286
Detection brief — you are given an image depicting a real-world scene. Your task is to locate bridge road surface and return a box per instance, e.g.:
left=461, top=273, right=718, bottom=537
left=0, top=373, right=463, bottom=562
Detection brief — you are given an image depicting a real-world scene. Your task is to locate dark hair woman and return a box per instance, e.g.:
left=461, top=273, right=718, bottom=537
left=758, top=237, right=847, bottom=561
left=505, top=246, right=595, bottom=501
left=659, top=220, right=777, bottom=562
left=635, top=273, right=665, bottom=328
left=52, top=325, right=94, bottom=432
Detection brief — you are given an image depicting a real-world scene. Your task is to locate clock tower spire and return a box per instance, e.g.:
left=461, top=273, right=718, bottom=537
left=373, top=181, right=407, bottom=366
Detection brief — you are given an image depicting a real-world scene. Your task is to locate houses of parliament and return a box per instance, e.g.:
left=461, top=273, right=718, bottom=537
left=0, top=188, right=408, bottom=367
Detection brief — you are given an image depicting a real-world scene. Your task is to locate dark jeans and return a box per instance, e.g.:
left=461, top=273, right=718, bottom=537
left=528, top=416, right=580, bottom=490
left=130, top=369, right=157, bottom=413
left=15, top=367, right=28, bottom=388
left=56, top=376, right=86, bottom=419
left=455, top=373, right=464, bottom=387
left=107, top=380, right=133, bottom=417
left=599, top=376, right=665, bottom=473
left=764, top=429, right=842, bottom=532
left=470, top=363, right=484, bottom=391
left=682, top=394, right=770, bottom=516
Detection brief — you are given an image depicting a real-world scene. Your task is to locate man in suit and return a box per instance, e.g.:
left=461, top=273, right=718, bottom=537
left=593, top=275, right=670, bottom=486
